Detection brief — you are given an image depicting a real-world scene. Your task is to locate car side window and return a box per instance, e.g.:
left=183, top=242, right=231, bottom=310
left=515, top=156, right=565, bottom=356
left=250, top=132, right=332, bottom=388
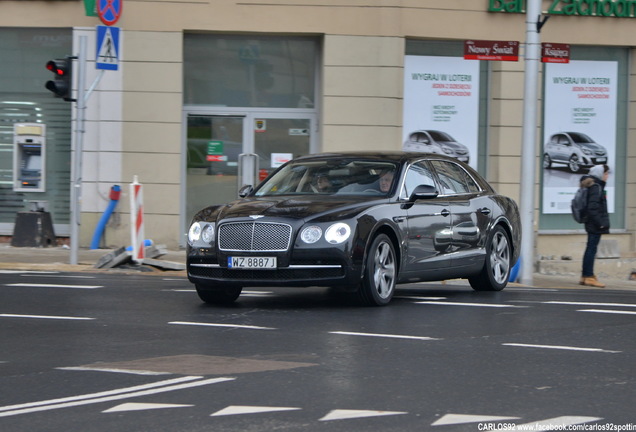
left=403, top=162, right=436, bottom=197
left=558, top=135, right=569, bottom=145
left=430, top=160, right=479, bottom=195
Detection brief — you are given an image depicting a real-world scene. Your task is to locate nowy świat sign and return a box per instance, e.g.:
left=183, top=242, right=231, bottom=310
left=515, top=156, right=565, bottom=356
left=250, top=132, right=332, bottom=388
left=489, top=0, right=636, bottom=18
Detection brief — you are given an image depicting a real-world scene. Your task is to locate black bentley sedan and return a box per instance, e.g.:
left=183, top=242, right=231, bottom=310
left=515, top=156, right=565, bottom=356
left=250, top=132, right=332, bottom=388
left=187, top=152, right=521, bottom=306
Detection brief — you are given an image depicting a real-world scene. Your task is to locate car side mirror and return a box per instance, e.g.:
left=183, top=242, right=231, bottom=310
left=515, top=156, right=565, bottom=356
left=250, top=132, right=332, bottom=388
left=238, top=185, right=253, bottom=197
left=409, top=184, right=439, bottom=201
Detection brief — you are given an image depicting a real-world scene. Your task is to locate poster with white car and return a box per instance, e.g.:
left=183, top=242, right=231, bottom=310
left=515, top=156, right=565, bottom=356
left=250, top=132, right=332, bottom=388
left=403, top=56, right=479, bottom=169
left=542, top=60, right=616, bottom=215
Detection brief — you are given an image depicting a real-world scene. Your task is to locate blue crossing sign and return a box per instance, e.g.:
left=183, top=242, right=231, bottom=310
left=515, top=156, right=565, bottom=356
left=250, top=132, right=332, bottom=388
left=96, top=25, right=120, bottom=71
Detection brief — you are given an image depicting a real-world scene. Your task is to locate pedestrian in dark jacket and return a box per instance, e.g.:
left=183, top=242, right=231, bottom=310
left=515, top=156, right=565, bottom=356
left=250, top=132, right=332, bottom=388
left=580, top=164, right=610, bottom=288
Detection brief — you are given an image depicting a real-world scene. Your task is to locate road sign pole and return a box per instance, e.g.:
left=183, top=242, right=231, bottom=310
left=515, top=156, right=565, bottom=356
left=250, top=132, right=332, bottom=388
left=519, top=0, right=543, bottom=285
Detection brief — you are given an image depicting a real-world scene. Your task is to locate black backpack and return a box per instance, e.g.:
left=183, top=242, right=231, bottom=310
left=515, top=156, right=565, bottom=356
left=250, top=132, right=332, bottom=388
left=571, top=186, right=590, bottom=223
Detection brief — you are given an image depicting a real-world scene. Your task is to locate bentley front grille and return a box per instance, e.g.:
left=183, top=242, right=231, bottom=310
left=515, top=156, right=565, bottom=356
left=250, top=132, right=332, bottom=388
left=218, top=221, right=292, bottom=252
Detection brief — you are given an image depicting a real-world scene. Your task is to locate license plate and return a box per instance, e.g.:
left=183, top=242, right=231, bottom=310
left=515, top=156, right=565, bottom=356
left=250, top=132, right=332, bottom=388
left=596, top=158, right=606, bottom=163
left=228, top=256, right=277, bottom=269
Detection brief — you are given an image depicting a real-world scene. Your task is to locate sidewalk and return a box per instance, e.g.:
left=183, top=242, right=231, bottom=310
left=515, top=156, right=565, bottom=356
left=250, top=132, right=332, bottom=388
left=1, top=243, right=635, bottom=291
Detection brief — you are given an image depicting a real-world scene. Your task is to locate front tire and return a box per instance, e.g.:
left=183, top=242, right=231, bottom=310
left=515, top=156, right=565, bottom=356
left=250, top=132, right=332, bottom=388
left=568, top=155, right=581, bottom=173
left=469, top=226, right=511, bottom=292
left=358, top=234, right=397, bottom=306
left=195, top=284, right=242, bottom=304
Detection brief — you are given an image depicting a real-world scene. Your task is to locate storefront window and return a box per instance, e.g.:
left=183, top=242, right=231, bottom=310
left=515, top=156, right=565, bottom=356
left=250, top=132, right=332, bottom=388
left=404, top=40, right=489, bottom=175
left=0, top=28, right=72, bottom=229
left=183, top=34, right=318, bottom=108
left=539, top=46, right=628, bottom=230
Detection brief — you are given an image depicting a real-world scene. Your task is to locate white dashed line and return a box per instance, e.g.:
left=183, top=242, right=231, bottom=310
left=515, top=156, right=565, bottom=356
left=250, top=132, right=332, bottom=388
left=330, top=331, right=440, bottom=341
left=503, top=343, right=621, bottom=353
left=169, top=321, right=276, bottom=330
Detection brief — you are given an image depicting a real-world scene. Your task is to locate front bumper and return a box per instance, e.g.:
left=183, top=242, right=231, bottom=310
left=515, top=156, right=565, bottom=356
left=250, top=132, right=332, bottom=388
left=187, top=248, right=363, bottom=288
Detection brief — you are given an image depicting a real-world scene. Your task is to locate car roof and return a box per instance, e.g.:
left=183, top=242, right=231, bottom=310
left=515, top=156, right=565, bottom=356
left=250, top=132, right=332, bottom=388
left=292, top=151, right=460, bottom=164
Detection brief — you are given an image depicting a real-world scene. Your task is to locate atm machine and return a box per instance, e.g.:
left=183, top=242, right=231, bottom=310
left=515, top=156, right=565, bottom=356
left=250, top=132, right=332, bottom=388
left=13, top=123, right=46, bottom=192
left=10, top=123, right=56, bottom=247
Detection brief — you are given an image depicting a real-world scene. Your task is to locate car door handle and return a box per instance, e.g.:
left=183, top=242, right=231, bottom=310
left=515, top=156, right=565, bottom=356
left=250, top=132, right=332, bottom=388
left=479, top=208, right=491, bottom=215
left=441, top=209, right=450, bottom=217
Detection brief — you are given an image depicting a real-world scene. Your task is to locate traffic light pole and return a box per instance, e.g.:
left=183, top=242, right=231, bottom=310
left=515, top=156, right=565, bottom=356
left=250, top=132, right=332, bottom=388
left=69, top=36, right=106, bottom=265
left=69, top=36, right=87, bottom=265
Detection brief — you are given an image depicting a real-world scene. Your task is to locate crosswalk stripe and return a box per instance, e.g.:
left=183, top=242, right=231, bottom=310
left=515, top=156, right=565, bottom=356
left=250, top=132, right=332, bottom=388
left=319, top=409, right=407, bottom=421
left=103, top=402, right=193, bottom=413
left=432, top=413, right=520, bottom=426
left=211, top=406, right=301, bottom=416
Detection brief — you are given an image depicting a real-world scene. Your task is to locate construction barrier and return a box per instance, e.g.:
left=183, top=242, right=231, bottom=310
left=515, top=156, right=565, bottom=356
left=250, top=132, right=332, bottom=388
left=129, top=176, right=145, bottom=263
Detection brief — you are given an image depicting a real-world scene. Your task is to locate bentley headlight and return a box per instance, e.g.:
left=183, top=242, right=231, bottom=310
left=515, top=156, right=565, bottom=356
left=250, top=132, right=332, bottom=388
left=188, top=222, right=202, bottom=244
left=201, top=223, right=215, bottom=243
left=188, top=222, right=215, bottom=246
left=325, top=223, right=351, bottom=244
left=301, top=225, right=322, bottom=244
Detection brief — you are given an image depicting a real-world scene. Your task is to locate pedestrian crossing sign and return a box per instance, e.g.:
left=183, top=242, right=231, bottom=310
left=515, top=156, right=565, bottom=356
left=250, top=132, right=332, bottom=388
left=96, top=25, right=120, bottom=70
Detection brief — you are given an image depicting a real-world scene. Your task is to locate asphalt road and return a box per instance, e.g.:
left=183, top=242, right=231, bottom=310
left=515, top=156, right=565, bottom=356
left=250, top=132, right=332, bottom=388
left=1, top=270, right=636, bottom=431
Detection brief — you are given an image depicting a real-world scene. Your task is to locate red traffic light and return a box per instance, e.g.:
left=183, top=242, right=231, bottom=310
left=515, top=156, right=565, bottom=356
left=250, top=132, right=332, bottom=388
left=45, top=57, right=73, bottom=100
left=46, top=60, right=68, bottom=76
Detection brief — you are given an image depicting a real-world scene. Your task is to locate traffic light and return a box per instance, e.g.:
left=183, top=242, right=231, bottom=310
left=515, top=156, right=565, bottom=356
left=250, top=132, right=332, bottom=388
left=45, top=57, right=74, bottom=101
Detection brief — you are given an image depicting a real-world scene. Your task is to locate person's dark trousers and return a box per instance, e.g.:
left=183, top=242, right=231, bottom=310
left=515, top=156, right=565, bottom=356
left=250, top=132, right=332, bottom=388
left=582, top=232, right=602, bottom=277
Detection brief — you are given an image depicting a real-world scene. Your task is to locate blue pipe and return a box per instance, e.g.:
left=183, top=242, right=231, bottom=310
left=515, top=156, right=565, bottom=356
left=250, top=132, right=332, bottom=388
left=90, top=185, right=121, bottom=250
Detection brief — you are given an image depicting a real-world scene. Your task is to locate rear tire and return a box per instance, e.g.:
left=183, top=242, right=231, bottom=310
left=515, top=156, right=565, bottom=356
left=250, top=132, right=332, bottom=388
left=358, top=234, right=396, bottom=306
left=469, top=226, right=511, bottom=292
left=195, top=284, right=242, bottom=304
left=543, top=153, right=552, bottom=169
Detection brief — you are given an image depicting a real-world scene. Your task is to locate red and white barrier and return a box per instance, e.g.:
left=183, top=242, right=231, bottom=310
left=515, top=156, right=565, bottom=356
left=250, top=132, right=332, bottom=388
left=129, top=175, right=145, bottom=263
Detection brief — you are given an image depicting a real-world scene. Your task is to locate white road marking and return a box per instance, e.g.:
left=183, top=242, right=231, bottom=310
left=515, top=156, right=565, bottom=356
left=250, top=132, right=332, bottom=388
left=4, top=283, right=102, bottom=289
left=103, top=402, right=194, bottom=413
left=394, top=296, right=447, bottom=300
left=57, top=367, right=171, bottom=376
left=22, top=274, right=96, bottom=279
left=505, top=288, right=558, bottom=292
left=0, top=376, right=201, bottom=413
left=169, top=321, right=276, bottom=330
left=0, top=270, right=58, bottom=274
left=415, top=301, right=526, bottom=308
left=503, top=343, right=621, bottom=353
left=432, top=413, right=520, bottom=426
left=211, top=405, right=301, bottom=416
left=0, top=376, right=234, bottom=417
left=500, top=416, right=602, bottom=431
left=0, top=314, right=94, bottom=321
left=547, top=301, right=636, bottom=308
left=579, top=309, right=636, bottom=316
left=319, top=409, right=407, bottom=421
left=330, top=331, right=440, bottom=341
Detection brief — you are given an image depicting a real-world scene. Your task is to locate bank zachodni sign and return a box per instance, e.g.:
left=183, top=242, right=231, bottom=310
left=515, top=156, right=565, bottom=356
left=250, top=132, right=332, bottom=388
left=489, top=0, right=636, bottom=18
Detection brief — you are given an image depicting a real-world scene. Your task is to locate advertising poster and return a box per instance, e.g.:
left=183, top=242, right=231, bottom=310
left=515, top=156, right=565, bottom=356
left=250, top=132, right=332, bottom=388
left=403, top=56, right=480, bottom=169
left=542, top=60, right=616, bottom=215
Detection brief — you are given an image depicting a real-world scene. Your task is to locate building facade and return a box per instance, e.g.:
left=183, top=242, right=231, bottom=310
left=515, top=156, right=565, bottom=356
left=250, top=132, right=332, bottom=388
left=1, top=0, right=635, bottom=260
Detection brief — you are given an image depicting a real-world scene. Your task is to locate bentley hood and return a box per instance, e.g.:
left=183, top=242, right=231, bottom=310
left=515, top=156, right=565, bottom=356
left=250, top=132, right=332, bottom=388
left=194, top=196, right=384, bottom=223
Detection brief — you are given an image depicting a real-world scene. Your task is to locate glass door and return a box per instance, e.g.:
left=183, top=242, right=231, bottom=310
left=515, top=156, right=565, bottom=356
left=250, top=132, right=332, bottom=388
left=185, top=115, right=244, bottom=225
left=183, top=112, right=316, bottom=245
left=249, top=117, right=312, bottom=184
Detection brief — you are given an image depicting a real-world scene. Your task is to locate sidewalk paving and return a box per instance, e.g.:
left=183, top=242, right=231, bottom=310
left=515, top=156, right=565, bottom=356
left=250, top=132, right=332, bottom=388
left=1, top=243, right=635, bottom=291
